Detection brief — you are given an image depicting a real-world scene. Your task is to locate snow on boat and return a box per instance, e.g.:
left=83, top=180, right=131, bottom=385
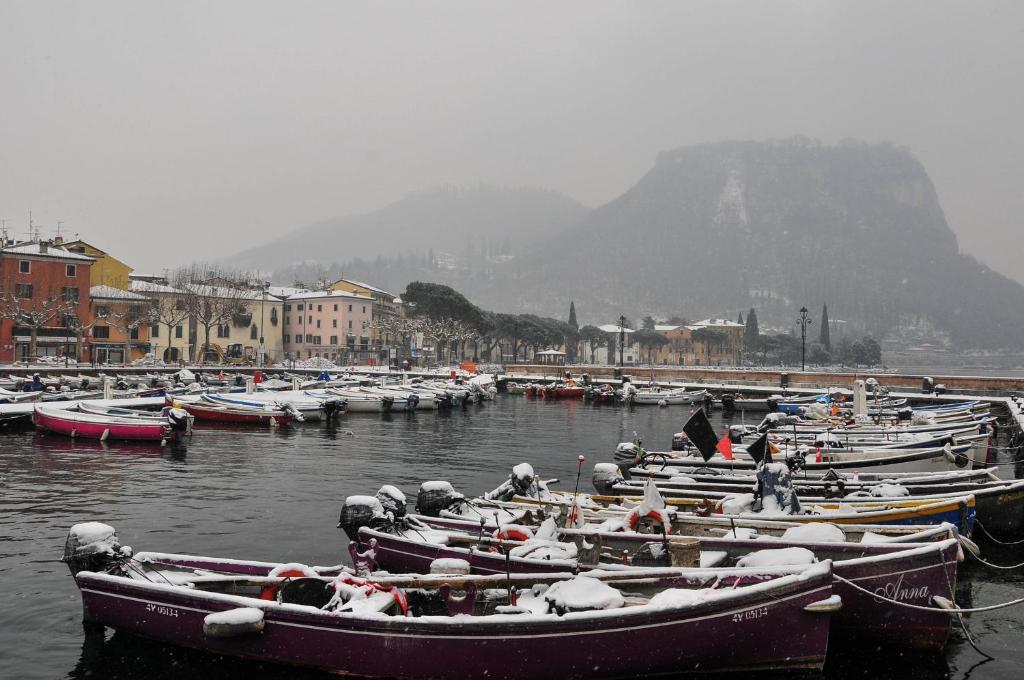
left=631, top=387, right=707, bottom=406
left=172, top=398, right=294, bottom=427
left=63, top=523, right=838, bottom=677
left=32, top=403, right=191, bottom=442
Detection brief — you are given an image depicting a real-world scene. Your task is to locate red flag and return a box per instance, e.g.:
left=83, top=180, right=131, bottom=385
left=815, top=446, right=823, bottom=463
left=716, top=434, right=734, bottom=460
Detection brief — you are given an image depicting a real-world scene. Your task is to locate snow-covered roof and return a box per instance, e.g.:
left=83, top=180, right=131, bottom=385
left=286, top=289, right=374, bottom=302
left=536, top=349, right=566, bottom=355
left=185, top=284, right=265, bottom=301
left=267, top=286, right=308, bottom=298
left=332, top=278, right=397, bottom=298
left=1, top=241, right=95, bottom=262
left=654, top=324, right=682, bottom=332
left=597, top=324, right=635, bottom=334
left=130, top=280, right=183, bottom=295
left=90, top=285, right=150, bottom=301
left=692, top=318, right=745, bottom=328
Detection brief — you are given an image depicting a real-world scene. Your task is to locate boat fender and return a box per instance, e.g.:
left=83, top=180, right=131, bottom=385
left=627, top=509, right=669, bottom=530
left=803, top=595, right=843, bottom=613
left=259, top=567, right=316, bottom=601
left=100, top=428, right=109, bottom=442
left=203, top=607, right=265, bottom=638
left=495, top=527, right=533, bottom=542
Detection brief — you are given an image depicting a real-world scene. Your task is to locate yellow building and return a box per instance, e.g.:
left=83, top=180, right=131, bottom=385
left=61, top=238, right=133, bottom=290
left=652, top=319, right=744, bottom=366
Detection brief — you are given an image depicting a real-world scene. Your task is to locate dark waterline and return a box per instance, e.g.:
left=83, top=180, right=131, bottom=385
left=1, top=397, right=1021, bottom=679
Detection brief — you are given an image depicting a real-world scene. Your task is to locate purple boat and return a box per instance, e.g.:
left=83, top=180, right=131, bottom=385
left=355, top=515, right=960, bottom=651
left=64, top=523, right=839, bottom=678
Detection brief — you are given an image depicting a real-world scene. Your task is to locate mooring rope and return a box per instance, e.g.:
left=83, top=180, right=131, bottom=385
left=972, top=519, right=1024, bottom=546
left=833, top=574, right=1024, bottom=613
left=959, top=537, right=1024, bottom=570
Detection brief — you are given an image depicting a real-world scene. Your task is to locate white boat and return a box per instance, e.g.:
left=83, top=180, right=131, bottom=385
left=631, top=387, right=707, bottom=406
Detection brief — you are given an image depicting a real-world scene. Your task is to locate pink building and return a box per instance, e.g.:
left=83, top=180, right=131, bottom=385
left=283, top=290, right=374, bottom=362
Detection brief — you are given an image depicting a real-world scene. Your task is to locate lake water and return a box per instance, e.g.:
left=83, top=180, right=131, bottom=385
left=1, top=396, right=1022, bottom=679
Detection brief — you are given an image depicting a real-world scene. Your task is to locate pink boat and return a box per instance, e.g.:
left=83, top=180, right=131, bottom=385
left=32, top=403, right=191, bottom=442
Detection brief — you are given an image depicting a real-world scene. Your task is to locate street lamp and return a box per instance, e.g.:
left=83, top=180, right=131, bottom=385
left=796, top=306, right=813, bottom=371
left=257, top=282, right=267, bottom=367
left=618, top=315, right=626, bottom=367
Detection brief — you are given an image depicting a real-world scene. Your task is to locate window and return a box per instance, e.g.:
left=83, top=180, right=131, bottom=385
left=346, top=335, right=355, bottom=347
left=332, top=319, right=337, bottom=328
left=283, top=334, right=289, bottom=344
left=151, top=325, right=160, bottom=337
left=284, top=304, right=291, bottom=311
left=305, top=334, right=312, bottom=343
left=314, top=335, right=322, bottom=345
left=130, top=327, right=139, bottom=340
left=329, top=335, right=338, bottom=345
left=216, top=325, right=229, bottom=338
left=316, top=319, right=321, bottom=328
left=333, top=304, right=338, bottom=311
left=295, top=334, right=302, bottom=343
left=297, top=303, right=304, bottom=311
left=317, top=304, right=322, bottom=312
left=348, top=320, right=352, bottom=329
left=175, top=325, right=183, bottom=338
left=307, top=316, right=312, bottom=324
left=95, top=305, right=110, bottom=317
left=285, top=316, right=290, bottom=325
left=270, top=308, right=278, bottom=325
left=61, top=287, right=79, bottom=303
left=362, top=306, right=366, bottom=313
left=15, top=283, right=32, bottom=298
left=250, top=324, right=258, bottom=340
left=66, top=264, right=77, bottom=277
left=348, top=304, right=352, bottom=312
left=18, top=260, right=30, bottom=274
left=93, top=326, right=110, bottom=339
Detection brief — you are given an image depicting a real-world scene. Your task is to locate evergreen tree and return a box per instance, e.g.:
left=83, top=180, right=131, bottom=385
left=819, top=304, right=831, bottom=350
left=744, top=308, right=760, bottom=352
left=568, top=301, right=578, bottom=329
left=737, top=311, right=744, bottom=325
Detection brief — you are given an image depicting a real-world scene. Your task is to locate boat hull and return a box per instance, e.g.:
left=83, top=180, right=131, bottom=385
left=32, top=408, right=172, bottom=441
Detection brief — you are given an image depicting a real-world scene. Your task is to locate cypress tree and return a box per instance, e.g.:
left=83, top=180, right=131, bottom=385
left=737, top=311, right=745, bottom=325
left=744, top=308, right=759, bottom=350
left=568, top=301, right=578, bottom=329
left=819, top=304, right=831, bottom=350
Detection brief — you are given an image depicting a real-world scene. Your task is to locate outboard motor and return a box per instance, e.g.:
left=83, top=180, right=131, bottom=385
left=728, top=425, right=745, bottom=445
left=752, top=462, right=802, bottom=515
left=337, top=495, right=389, bottom=544
left=164, top=407, right=192, bottom=434
left=406, top=393, right=420, bottom=411
left=375, top=485, right=407, bottom=519
left=115, top=379, right=129, bottom=391
left=80, top=378, right=90, bottom=390
left=280, top=401, right=304, bottom=422
left=415, top=481, right=464, bottom=516
left=234, top=374, right=245, bottom=387
left=766, top=396, right=781, bottom=413
left=63, top=522, right=131, bottom=576
left=592, top=463, right=625, bottom=494
left=897, top=406, right=913, bottom=421
left=720, top=393, right=736, bottom=413
left=321, top=398, right=345, bottom=420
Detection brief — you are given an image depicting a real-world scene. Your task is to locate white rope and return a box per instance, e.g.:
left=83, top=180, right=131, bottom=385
left=975, top=519, right=1024, bottom=546
left=833, top=574, right=1024, bottom=614
left=959, top=536, right=1024, bottom=569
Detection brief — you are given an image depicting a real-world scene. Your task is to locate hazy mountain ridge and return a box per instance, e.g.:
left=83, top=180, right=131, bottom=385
left=231, top=185, right=590, bottom=273
left=248, top=139, right=1024, bottom=349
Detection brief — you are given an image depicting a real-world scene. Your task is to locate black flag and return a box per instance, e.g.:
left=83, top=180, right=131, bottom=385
left=746, top=434, right=773, bottom=466
left=682, top=409, right=719, bottom=462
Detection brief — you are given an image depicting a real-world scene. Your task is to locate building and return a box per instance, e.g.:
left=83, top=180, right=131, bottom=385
left=329, top=278, right=403, bottom=362
left=0, top=240, right=94, bottom=362
left=61, top=239, right=133, bottom=289
left=593, top=324, right=640, bottom=366
left=130, top=278, right=285, bottom=364
left=653, top=318, right=744, bottom=366
left=89, top=285, right=154, bottom=364
left=283, top=290, right=374, bottom=363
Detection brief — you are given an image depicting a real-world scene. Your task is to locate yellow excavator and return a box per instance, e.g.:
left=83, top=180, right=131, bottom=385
left=199, top=343, right=254, bottom=365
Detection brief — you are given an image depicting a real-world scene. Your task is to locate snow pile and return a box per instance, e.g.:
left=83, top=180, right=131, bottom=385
left=668, top=476, right=697, bottom=484
left=268, top=562, right=320, bottom=578
left=647, top=587, right=712, bottom=610
left=911, top=412, right=937, bottom=426
left=781, top=522, right=846, bottom=543
left=293, top=356, right=338, bottom=369
left=860, top=531, right=898, bottom=544
left=700, top=551, right=729, bottom=568
left=723, top=527, right=758, bottom=540
left=736, top=547, right=817, bottom=568
left=720, top=493, right=755, bottom=515
left=66, top=522, right=121, bottom=557
left=204, top=607, right=264, bottom=626
left=592, top=463, right=623, bottom=484
left=543, top=576, right=624, bottom=612
left=430, top=558, right=471, bottom=575
left=869, top=483, right=910, bottom=498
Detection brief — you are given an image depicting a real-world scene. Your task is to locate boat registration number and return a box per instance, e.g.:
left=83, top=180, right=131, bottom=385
left=145, top=603, right=181, bottom=618
left=731, top=607, right=768, bottom=623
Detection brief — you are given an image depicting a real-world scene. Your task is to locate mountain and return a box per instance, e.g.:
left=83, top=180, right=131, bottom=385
left=454, top=137, right=1017, bottom=350
left=231, top=185, right=589, bottom=274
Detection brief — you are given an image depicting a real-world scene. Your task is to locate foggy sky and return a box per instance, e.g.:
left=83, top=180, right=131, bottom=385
left=2, top=2, right=1022, bottom=280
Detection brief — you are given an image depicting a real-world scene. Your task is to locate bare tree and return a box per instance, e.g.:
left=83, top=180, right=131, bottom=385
left=175, top=266, right=256, bottom=364
left=104, top=299, right=159, bottom=365
left=0, top=281, right=75, bottom=359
